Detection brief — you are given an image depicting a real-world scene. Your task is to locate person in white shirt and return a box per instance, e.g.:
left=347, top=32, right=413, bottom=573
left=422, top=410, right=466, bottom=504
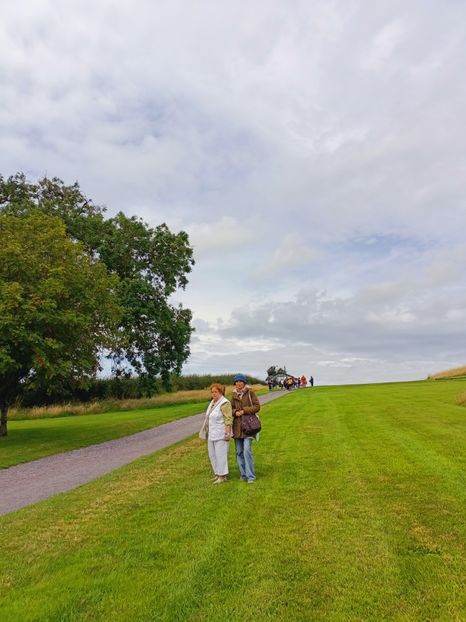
left=199, top=383, right=233, bottom=483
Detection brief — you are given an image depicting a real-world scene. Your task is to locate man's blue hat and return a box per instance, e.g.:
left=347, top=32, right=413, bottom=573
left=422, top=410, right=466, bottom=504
left=233, top=374, right=247, bottom=383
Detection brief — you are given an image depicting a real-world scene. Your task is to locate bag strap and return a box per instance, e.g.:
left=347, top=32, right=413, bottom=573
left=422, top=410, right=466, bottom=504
left=247, top=390, right=260, bottom=419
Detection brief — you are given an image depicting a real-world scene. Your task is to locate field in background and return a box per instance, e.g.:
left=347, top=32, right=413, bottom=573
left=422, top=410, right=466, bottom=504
left=16, top=373, right=265, bottom=410
left=0, top=379, right=465, bottom=621
left=428, top=364, right=466, bottom=380
left=9, top=384, right=267, bottom=420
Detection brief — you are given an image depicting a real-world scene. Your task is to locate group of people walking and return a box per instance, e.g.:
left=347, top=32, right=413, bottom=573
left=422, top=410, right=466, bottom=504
left=283, top=376, right=314, bottom=391
left=199, top=374, right=260, bottom=485
left=272, top=375, right=314, bottom=390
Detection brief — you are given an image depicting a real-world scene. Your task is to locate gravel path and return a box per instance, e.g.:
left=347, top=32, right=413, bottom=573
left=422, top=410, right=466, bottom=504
left=0, top=390, right=288, bottom=516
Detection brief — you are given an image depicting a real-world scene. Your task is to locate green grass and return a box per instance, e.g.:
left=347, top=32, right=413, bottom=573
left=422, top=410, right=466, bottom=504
left=1, top=389, right=269, bottom=468
left=0, top=379, right=465, bottom=621
left=0, top=402, right=205, bottom=468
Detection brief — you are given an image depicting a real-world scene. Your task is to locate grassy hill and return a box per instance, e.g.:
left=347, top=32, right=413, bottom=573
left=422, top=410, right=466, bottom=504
left=0, top=379, right=465, bottom=621
left=428, top=364, right=466, bottom=380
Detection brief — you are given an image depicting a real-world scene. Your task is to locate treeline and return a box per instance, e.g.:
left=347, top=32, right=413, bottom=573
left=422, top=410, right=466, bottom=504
left=18, top=374, right=264, bottom=408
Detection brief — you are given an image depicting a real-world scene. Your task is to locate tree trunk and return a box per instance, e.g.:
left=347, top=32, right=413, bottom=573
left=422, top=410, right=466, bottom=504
left=0, top=404, right=8, bottom=437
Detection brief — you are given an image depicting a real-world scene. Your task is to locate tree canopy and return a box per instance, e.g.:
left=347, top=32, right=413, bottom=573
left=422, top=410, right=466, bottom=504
left=267, top=365, right=287, bottom=378
left=0, top=211, right=122, bottom=435
left=0, top=173, right=195, bottom=394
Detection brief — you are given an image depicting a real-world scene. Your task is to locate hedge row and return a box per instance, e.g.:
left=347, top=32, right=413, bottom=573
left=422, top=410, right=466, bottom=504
left=18, top=373, right=264, bottom=407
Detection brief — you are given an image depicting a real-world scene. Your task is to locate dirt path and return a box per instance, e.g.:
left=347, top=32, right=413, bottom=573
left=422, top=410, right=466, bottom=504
left=0, top=390, right=289, bottom=516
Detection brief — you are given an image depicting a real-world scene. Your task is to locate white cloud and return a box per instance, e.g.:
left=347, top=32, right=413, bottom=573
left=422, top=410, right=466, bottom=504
left=186, top=217, right=254, bottom=257
left=256, top=233, right=319, bottom=276
left=362, top=19, right=407, bottom=71
left=1, top=1, right=466, bottom=383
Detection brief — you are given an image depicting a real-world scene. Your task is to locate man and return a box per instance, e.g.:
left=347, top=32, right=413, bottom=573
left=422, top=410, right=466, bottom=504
left=231, top=374, right=261, bottom=483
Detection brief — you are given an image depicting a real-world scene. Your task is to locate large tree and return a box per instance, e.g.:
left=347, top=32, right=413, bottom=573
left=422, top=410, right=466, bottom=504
left=0, top=212, right=122, bottom=436
left=0, top=174, right=195, bottom=391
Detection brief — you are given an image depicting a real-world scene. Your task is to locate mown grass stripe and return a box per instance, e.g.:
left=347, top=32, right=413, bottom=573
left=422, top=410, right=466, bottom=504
left=0, top=380, right=465, bottom=621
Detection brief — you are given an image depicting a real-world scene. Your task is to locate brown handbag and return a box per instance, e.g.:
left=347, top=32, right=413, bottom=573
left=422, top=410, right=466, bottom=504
left=240, top=413, right=262, bottom=436
left=240, top=391, right=261, bottom=436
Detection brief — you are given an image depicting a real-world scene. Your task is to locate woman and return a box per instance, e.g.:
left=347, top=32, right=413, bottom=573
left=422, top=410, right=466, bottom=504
left=231, top=374, right=261, bottom=483
left=199, top=383, right=233, bottom=483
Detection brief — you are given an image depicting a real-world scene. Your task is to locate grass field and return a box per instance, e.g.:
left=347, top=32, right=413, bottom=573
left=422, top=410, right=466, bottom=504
left=0, top=379, right=465, bottom=621
left=1, top=386, right=267, bottom=469
left=0, top=402, right=205, bottom=468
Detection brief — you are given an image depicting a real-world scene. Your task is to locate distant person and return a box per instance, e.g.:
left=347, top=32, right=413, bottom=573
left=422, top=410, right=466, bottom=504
left=199, top=383, right=232, bottom=484
left=309, top=375, right=314, bottom=387
left=231, top=374, right=261, bottom=484
left=300, top=375, right=307, bottom=388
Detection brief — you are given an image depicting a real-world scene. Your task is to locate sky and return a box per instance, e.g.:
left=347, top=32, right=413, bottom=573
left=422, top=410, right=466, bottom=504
left=1, top=0, right=465, bottom=385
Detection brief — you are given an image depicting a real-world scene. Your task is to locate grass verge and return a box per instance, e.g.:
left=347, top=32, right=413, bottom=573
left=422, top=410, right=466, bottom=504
left=0, top=380, right=465, bottom=620
left=0, top=401, right=205, bottom=469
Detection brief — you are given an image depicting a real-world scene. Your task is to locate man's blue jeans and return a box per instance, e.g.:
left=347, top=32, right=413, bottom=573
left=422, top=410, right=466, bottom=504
left=234, top=437, right=256, bottom=482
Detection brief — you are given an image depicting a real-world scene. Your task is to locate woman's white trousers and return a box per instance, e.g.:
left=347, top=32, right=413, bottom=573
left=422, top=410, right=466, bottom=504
left=207, top=439, right=230, bottom=476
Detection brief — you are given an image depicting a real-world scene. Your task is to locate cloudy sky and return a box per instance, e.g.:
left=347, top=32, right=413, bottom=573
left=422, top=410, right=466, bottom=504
left=1, top=1, right=465, bottom=384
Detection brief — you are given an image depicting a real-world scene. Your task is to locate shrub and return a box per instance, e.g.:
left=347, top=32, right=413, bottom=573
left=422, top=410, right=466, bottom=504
left=455, top=391, right=466, bottom=406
